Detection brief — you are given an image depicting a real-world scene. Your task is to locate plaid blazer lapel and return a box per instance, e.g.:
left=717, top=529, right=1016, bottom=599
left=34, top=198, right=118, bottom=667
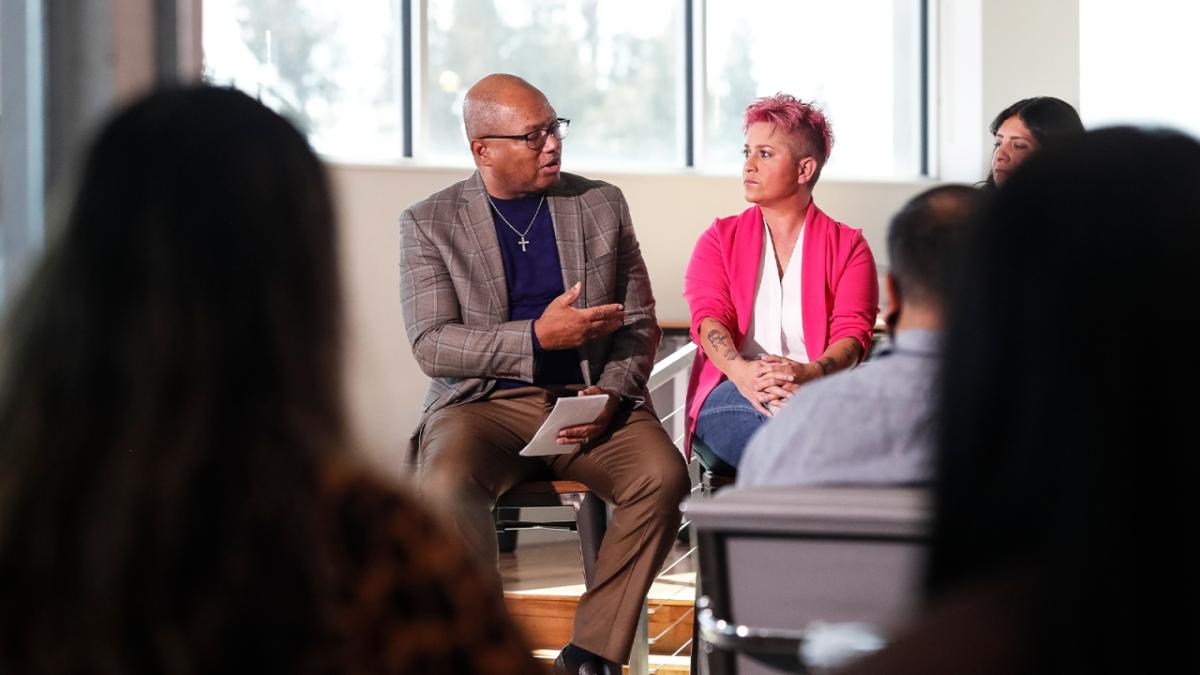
left=548, top=180, right=594, bottom=385
left=459, top=173, right=509, bottom=318
left=549, top=186, right=586, bottom=296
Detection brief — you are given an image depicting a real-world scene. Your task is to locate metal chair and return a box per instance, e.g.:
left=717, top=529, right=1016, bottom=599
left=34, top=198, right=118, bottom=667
left=687, top=434, right=737, bottom=673
left=691, top=435, right=737, bottom=497
left=494, top=479, right=608, bottom=587
left=686, top=486, right=929, bottom=674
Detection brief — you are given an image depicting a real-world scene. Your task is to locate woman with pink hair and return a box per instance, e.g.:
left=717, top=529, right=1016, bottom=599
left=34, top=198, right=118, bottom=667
left=683, top=94, right=879, bottom=469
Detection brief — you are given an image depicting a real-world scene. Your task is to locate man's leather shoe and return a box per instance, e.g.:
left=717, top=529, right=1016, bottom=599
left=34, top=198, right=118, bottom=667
left=553, top=644, right=619, bottom=675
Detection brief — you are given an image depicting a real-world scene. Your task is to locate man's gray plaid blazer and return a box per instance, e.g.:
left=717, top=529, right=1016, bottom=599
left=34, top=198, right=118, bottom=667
left=399, top=170, right=661, bottom=458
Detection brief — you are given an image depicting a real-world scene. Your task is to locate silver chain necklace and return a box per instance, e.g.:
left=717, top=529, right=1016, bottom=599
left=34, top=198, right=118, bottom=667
left=487, top=194, right=545, bottom=253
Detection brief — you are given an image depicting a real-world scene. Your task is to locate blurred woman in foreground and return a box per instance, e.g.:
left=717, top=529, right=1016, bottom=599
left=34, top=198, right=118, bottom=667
left=0, top=86, right=533, bottom=674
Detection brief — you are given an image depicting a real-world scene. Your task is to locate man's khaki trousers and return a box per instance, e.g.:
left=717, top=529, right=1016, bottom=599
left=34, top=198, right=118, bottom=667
left=416, top=386, right=690, bottom=664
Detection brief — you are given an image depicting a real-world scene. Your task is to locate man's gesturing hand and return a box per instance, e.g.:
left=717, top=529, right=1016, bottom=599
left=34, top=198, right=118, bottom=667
left=533, top=282, right=624, bottom=350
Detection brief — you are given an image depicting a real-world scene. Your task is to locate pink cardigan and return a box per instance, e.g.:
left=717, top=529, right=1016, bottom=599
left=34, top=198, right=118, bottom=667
left=681, top=201, right=879, bottom=458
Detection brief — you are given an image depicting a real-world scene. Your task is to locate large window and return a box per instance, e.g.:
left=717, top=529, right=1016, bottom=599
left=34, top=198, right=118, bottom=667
left=1080, top=0, right=1200, bottom=139
left=203, top=0, right=405, bottom=161
left=702, top=1, right=925, bottom=179
left=423, top=0, right=684, bottom=167
left=201, top=0, right=928, bottom=178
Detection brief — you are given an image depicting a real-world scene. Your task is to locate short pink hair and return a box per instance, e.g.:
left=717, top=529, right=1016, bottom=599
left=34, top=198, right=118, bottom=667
left=744, top=94, right=834, bottom=169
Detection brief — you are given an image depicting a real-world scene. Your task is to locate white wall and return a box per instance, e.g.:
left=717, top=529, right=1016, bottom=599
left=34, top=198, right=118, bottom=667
left=334, top=0, right=1081, bottom=471
left=982, top=0, right=1080, bottom=133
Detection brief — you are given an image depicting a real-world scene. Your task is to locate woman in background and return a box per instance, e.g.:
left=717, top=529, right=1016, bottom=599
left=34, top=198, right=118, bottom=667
left=841, top=127, right=1200, bottom=674
left=985, top=96, right=1083, bottom=187
left=0, top=86, right=534, bottom=674
left=683, top=94, right=878, bottom=469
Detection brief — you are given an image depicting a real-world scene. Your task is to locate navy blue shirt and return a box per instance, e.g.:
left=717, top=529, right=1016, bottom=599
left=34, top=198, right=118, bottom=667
left=489, top=192, right=584, bottom=388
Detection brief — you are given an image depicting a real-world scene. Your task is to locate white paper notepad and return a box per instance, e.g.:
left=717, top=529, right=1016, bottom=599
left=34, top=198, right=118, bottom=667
left=519, top=394, right=610, bottom=456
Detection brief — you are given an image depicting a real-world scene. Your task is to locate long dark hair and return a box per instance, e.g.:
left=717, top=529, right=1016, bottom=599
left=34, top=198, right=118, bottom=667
left=929, top=127, right=1200, bottom=671
left=983, top=96, right=1084, bottom=188
left=0, top=86, right=345, bottom=671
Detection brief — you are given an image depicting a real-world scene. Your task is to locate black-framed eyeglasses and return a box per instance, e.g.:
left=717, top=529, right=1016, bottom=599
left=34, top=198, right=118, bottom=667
left=479, top=118, right=570, bottom=150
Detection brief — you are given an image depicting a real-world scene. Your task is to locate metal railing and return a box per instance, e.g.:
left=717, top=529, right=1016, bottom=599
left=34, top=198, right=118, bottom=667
left=628, top=341, right=699, bottom=675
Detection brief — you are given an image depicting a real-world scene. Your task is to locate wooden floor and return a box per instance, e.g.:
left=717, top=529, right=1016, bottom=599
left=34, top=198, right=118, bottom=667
left=500, top=533, right=697, bottom=674
left=500, top=532, right=697, bottom=597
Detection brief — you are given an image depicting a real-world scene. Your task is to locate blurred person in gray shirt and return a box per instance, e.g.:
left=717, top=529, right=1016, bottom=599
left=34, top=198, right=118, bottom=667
left=738, top=185, right=984, bottom=487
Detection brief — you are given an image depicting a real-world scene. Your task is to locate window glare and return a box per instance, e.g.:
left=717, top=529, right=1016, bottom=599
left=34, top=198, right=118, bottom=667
left=201, top=0, right=404, bottom=162
left=1080, top=0, right=1200, bottom=140
left=702, top=0, right=923, bottom=179
left=423, top=0, right=684, bottom=167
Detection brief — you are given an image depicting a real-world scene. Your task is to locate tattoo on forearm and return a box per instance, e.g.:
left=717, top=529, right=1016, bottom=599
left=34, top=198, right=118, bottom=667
left=707, top=327, right=737, bottom=361
left=845, top=343, right=862, bottom=364
left=817, top=357, right=836, bottom=375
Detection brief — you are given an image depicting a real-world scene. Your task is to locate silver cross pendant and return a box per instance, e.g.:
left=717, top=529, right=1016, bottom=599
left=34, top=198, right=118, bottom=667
left=518, top=236, right=529, bottom=252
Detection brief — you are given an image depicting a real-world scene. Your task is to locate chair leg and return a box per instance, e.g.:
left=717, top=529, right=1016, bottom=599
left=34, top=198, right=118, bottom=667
left=573, top=493, right=608, bottom=589
left=495, top=507, right=518, bottom=554
left=691, top=570, right=704, bottom=674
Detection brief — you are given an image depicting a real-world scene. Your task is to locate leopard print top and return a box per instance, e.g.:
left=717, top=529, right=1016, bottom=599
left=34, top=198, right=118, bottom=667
left=318, top=463, right=537, bottom=674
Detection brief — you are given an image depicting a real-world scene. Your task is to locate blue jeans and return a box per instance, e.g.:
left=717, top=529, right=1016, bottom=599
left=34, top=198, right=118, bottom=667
left=694, top=379, right=768, bottom=468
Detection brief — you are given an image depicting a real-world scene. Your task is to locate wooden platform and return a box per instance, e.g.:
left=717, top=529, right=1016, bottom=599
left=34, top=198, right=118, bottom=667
left=531, top=649, right=691, bottom=674
left=501, top=538, right=697, bottom=671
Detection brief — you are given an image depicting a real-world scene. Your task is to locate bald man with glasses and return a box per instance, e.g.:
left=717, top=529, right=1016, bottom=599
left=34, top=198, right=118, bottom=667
left=399, top=73, right=689, bottom=675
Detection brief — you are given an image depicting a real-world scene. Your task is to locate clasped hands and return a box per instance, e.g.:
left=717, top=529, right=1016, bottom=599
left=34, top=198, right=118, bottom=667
left=728, top=355, right=822, bottom=417
left=531, top=282, right=626, bottom=446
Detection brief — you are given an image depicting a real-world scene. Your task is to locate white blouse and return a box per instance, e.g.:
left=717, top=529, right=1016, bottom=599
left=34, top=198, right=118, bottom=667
left=740, top=217, right=808, bottom=362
